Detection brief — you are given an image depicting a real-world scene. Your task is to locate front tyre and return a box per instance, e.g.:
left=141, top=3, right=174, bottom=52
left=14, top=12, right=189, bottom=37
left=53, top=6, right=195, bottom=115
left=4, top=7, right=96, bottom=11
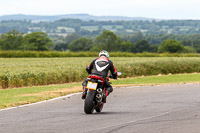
left=84, top=90, right=95, bottom=114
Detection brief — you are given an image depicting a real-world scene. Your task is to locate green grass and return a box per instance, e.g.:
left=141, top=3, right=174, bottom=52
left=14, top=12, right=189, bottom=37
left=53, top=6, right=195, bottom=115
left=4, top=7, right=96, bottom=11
left=112, top=73, right=200, bottom=85
left=0, top=73, right=200, bottom=109
left=0, top=82, right=81, bottom=109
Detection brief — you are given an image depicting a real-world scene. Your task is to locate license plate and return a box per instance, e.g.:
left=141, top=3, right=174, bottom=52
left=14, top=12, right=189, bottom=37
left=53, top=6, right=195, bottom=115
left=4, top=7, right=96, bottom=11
left=87, top=81, right=97, bottom=90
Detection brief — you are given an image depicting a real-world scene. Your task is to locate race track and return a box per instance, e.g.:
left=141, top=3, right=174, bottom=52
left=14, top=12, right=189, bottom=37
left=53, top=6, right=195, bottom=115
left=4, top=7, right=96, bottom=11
left=0, top=83, right=200, bottom=133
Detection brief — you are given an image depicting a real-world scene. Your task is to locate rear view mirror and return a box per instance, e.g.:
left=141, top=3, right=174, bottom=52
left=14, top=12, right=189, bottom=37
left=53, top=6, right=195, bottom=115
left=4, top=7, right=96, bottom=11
left=117, top=72, right=122, bottom=76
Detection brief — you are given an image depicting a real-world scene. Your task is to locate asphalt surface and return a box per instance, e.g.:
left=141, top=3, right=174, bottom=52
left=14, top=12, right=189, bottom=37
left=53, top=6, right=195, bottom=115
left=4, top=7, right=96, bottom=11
left=0, top=83, right=200, bottom=133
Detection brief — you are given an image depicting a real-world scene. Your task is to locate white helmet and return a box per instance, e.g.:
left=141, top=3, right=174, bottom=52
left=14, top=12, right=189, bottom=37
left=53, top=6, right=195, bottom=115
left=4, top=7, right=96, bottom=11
left=99, top=50, right=109, bottom=59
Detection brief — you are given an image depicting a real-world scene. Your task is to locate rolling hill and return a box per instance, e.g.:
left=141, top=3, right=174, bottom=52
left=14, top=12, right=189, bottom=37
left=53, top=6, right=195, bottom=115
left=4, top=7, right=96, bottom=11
left=0, top=14, right=155, bottom=22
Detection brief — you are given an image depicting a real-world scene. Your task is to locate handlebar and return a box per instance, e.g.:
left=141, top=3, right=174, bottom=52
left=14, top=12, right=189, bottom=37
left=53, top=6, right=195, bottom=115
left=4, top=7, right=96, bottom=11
left=108, top=72, right=122, bottom=79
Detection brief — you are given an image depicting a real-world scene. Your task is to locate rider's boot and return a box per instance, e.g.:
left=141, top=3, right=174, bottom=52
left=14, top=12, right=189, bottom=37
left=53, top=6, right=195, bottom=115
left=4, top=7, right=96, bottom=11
left=102, top=90, right=108, bottom=103
left=81, top=86, right=88, bottom=99
left=102, top=87, right=112, bottom=103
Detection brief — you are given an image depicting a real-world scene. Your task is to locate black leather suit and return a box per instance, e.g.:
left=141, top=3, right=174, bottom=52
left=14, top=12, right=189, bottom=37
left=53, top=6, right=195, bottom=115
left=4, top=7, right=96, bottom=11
left=83, top=56, right=117, bottom=93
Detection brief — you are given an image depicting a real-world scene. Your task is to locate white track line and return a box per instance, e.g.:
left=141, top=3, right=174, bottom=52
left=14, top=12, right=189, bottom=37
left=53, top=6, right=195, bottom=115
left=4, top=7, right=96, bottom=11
left=0, top=92, right=82, bottom=112
left=0, top=86, right=139, bottom=112
left=0, top=83, right=198, bottom=112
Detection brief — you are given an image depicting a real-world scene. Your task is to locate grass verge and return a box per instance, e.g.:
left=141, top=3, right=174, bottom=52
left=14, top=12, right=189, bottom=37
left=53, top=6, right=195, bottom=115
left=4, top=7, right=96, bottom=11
left=112, top=73, right=200, bottom=86
left=0, top=73, right=200, bottom=109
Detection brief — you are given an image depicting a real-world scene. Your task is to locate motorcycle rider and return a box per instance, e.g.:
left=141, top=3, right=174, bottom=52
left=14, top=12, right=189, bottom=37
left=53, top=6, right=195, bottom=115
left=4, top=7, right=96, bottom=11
left=81, top=50, right=118, bottom=102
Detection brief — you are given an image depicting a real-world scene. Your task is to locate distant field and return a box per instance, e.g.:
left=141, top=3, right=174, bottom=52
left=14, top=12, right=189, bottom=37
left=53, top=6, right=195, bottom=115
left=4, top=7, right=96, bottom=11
left=1, top=57, right=200, bottom=89
left=81, top=25, right=123, bottom=31
left=81, top=26, right=98, bottom=31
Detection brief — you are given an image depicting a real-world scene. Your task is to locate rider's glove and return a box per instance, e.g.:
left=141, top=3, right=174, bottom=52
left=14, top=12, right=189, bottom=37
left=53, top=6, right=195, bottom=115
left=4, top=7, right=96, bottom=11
left=86, top=66, right=91, bottom=74
left=112, top=72, right=117, bottom=79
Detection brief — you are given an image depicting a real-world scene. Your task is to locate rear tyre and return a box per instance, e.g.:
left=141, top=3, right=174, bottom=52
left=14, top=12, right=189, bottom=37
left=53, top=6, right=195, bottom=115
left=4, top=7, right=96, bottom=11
left=84, top=91, right=95, bottom=114
left=95, top=103, right=104, bottom=113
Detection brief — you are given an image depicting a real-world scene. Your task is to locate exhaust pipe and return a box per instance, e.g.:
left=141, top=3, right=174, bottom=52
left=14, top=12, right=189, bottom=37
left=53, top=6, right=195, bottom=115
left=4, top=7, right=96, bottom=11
left=97, top=88, right=103, bottom=94
left=96, top=94, right=102, bottom=99
left=96, top=88, right=103, bottom=102
left=96, top=94, right=102, bottom=102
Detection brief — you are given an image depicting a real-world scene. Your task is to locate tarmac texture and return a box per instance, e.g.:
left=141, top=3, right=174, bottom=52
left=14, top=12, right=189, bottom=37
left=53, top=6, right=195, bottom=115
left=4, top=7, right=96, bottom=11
left=0, top=83, right=200, bottom=133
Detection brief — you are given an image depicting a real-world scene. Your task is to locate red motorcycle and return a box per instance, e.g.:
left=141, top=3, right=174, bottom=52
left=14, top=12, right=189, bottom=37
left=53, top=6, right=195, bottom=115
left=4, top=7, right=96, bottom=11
left=84, top=72, right=122, bottom=114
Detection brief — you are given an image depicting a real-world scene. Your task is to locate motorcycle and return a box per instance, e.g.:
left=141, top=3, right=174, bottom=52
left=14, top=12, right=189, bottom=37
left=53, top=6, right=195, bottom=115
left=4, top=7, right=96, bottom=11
left=84, top=72, right=122, bottom=114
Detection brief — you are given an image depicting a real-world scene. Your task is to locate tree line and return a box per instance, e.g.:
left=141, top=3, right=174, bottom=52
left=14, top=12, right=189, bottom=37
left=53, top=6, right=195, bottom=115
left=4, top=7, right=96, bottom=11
left=2, top=19, right=200, bottom=35
left=0, top=30, right=53, bottom=51
left=0, top=30, right=196, bottom=53
left=59, top=30, right=190, bottom=53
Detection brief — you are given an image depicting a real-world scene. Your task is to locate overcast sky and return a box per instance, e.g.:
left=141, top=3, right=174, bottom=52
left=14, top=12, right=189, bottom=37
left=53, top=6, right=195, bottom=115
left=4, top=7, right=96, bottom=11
left=0, top=0, right=200, bottom=19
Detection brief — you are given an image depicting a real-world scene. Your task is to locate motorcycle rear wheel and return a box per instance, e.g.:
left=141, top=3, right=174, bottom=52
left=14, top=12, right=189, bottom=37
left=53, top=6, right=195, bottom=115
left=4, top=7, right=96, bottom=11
left=84, top=91, right=95, bottom=114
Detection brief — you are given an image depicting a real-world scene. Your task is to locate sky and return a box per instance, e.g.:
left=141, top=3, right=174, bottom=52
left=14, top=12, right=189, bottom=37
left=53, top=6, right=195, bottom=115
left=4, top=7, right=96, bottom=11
left=0, top=0, right=200, bottom=19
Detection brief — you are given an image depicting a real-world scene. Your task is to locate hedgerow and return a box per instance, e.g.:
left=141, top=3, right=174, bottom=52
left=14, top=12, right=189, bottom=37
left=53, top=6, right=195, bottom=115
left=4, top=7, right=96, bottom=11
left=0, top=51, right=200, bottom=58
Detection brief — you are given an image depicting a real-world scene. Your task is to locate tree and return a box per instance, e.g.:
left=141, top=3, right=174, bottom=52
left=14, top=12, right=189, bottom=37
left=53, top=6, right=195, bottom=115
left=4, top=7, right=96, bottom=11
left=90, top=43, right=106, bottom=52
left=68, top=37, right=94, bottom=51
left=120, top=41, right=136, bottom=52
left=53, top=33, right=81, bottom=51
left=183, top=46, right=197, bottom=53
left=135, top=40, right=150, bottom=53
left=0, top=30, right=24, bottom=50
left=149, top=44, right=159, bottom=53
left=159, top=39, right=184, bottom=53
left=22, top=32, right=53, bottom=51
left=195, top=45, right=200, bottom=53
left=95, top=30, right=122, bottom=51
left=74, top=26, right=81, bottom=32
left=64, top=33, right=81, bottom=44
left=54, top=43, right=69, bottom=51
